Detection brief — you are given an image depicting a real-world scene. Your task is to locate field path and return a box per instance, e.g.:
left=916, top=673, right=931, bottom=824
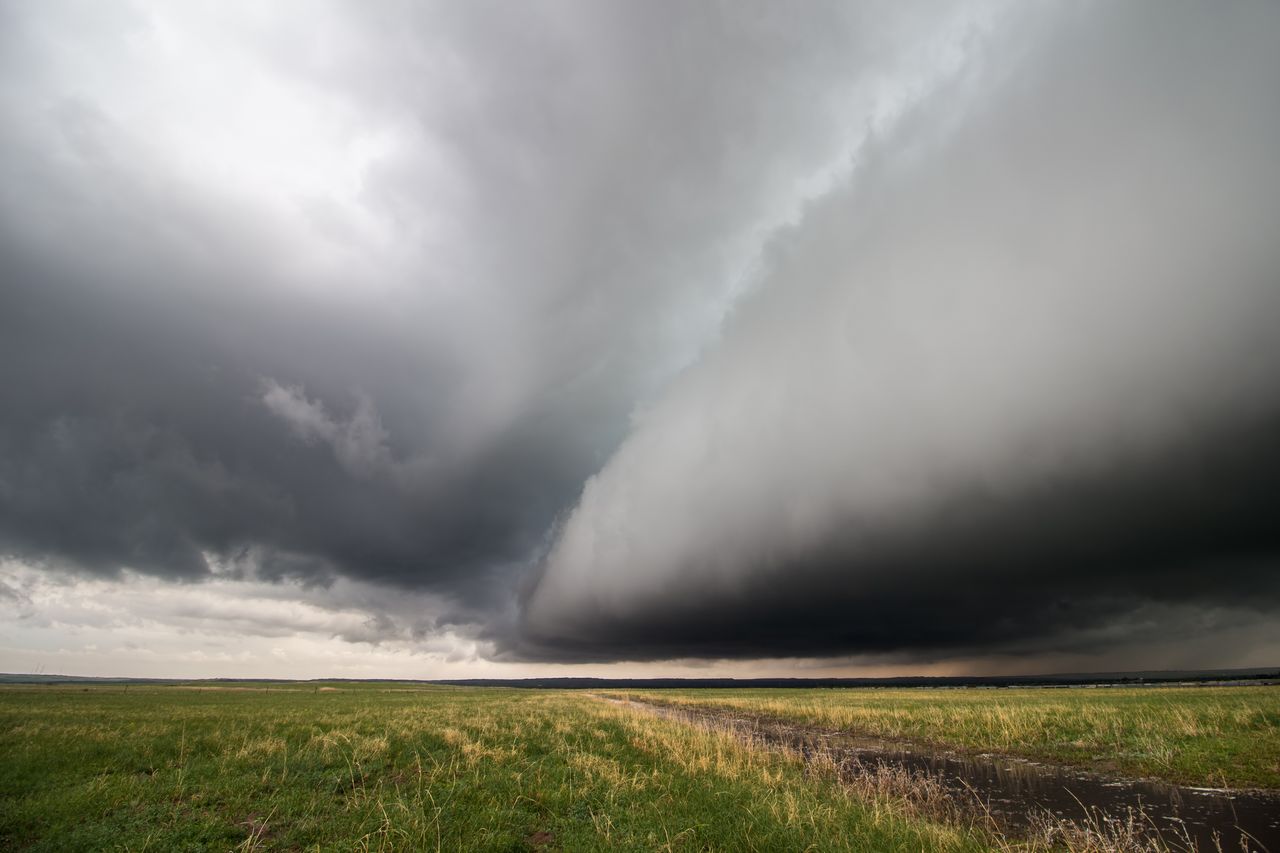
left=602, top=694, right=1280, bottom=853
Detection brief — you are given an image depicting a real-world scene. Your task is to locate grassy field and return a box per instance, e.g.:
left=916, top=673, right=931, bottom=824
left=0, top=683, right=996, bottom=852
left=609, top=685, right=1280, bottom=789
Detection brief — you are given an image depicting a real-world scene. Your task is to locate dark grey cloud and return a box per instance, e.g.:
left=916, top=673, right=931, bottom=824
left=0, top=2, right=956, bottom=627
left=2, top=1, right=1278, bottom=672
left=519, top=2, right=1280, bottom=663
left=519, top=417, right=1280, bottom=661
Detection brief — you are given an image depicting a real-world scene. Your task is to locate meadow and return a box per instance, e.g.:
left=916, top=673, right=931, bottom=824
left=608, top=685, right=1280, bottom=789
left=0, top=683, right=995, bottom=852
left=1, top=683, right=1275, bottom=851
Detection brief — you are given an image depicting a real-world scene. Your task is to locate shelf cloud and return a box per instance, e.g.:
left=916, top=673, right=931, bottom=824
left=1, top=1, right=1278, bottom=675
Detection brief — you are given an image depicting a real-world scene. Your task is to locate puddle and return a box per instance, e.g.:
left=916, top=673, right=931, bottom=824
left=609, top=698, right=1280, bottom=852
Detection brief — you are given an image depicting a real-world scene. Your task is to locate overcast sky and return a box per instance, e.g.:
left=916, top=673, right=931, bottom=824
left=2, top=1, right=1279, bottom=679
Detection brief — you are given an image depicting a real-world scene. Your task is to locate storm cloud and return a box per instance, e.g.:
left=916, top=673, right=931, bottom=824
left=518, top=2, right=1280, bottom=662
left=1, top=1, right=1278, bottom=675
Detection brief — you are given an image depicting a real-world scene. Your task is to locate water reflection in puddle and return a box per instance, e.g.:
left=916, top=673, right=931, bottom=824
left=613, top=699, right=1280, bottom=852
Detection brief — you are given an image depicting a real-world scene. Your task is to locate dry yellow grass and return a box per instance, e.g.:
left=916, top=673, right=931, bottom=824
left=613, top=685, right=1280, bottom=788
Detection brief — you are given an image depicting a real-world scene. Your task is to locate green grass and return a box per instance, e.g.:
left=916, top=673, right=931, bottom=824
left=609, top=685, right=1280, bottom=789
left=0, top=683, right=994, bottom=852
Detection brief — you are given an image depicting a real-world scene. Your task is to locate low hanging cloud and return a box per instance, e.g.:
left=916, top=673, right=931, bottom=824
left=0, top=558, right=494, bottom=679
left=0, top=1, right=965, bottom=646
left=518, top=2, right=1280, bottom=662
left=1, top=1, right=1278, bottom=675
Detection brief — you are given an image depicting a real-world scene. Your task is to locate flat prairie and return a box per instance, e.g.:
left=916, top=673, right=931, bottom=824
left=0, top=683, right=1275, bottom=851
left=0, top=683, right=992, bottom=852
